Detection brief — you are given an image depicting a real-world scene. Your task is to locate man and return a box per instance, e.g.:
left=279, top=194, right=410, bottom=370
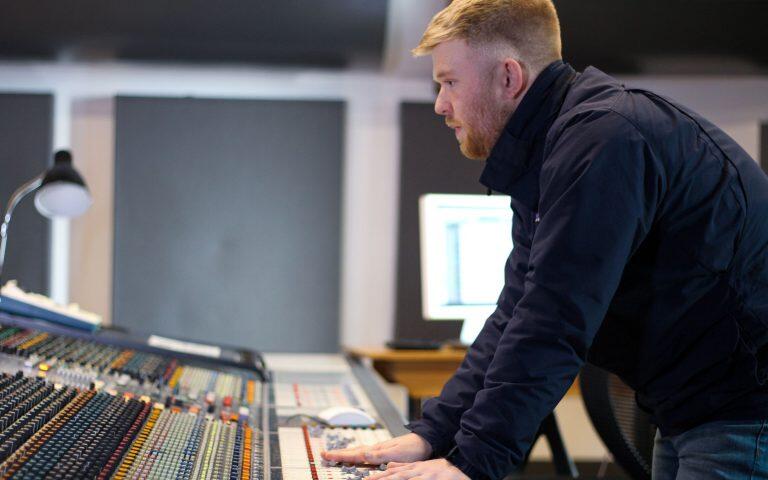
left=324, top=1, right=768, bottom=478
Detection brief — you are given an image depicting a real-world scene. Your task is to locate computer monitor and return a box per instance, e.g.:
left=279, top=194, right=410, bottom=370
left=419, top=193, right=513, bottom=344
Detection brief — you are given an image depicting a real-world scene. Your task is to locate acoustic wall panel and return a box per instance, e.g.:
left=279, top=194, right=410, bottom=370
left=114, top=97, right=343, bottom=353
left=0, top=93, right=52, bottom=294
left=396, top=102, right=489, bottom=341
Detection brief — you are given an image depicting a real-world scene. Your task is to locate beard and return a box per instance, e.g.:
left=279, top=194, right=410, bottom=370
left=450, top=91, right=513, bottom=161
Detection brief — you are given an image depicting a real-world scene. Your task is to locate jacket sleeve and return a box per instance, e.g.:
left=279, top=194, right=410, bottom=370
left=407, top=208, right=532, bottom=456
left=448, top=112, right=663, bottom=480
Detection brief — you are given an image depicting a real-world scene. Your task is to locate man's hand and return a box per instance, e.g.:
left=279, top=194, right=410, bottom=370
left=320, top=433, right=432, bottom=465
left=369, top=459, right=469, bottom=480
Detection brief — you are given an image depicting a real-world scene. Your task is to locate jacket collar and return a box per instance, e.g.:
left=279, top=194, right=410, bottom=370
left=479, top=61, right=577, bottom=195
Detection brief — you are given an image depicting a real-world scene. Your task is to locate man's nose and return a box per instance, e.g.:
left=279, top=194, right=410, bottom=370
left=434, top=88, right=451, bottom=116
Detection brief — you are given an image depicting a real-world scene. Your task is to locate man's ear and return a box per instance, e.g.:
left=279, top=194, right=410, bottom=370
left=501, top=58, right=526, bottom=100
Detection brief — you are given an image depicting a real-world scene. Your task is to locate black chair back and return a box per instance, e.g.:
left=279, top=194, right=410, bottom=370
left=579, top=363, right=656, bottom=480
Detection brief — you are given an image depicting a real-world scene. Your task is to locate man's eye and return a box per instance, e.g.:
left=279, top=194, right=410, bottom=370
left=446, top=80, right=455, bottom=87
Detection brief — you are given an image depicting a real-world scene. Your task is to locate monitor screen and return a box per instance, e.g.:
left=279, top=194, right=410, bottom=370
left=419, top=193, right=512, bottom=341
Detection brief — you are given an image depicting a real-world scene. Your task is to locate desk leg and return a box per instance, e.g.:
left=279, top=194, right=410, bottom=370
left=408, top=397, right=422, bottom=421
left=521, top=412, right=578, bottom=478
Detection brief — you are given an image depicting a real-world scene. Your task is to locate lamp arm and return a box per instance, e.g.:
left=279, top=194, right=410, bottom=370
left=0, top=174, right=43, bottom=282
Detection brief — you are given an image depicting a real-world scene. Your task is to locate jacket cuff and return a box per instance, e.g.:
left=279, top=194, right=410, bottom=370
left=405, top=420, right=454, bottom=457
left=445, top=446, right=492, bottom=480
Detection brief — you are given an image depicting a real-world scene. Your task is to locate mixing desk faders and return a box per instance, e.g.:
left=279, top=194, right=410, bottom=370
left=266, top=354, right=407, bottom=480
left=278, top=426, right=392, bottom=480
left=274, top=383, right=363, bottom=409
left=0, top=314, right=406, bottom=479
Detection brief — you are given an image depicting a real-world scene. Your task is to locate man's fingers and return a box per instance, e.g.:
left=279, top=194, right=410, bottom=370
left=363, top=449, right=390, bottom=464
left=319, top=448, right=346, bottom=460
left=382, top=462, right=412, bottom=472
left=321, top=447, right=367, bottom=464
left=321, top=445, right=395, bottom=465
left=322, top=439, right=419, bottom=466
left=368, top=467, right=392, bottom=480
left=369, top=469, right=412, bottom=480
left=367, top=462, right=415, bottom=480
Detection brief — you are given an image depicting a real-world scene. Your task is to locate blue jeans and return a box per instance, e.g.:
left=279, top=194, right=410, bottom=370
left=653, top=420, right=768, bottom=479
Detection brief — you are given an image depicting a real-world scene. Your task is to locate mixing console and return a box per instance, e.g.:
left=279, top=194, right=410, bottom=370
left=268, top=362, right=402, bottom=480
left=0, top=315, right=405, bottom=479
left=0, top=322, right=261, bottom=418
left=0, top=316, right=264, bottom=479
left=278, top=426, right=391, bottom=480
left=274, top=383, right=365, bottom=409
left=113, top=406, right=261, bottom=479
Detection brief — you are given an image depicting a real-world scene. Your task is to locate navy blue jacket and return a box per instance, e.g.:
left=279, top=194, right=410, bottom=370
left=407, top=61, right=768, bottom=479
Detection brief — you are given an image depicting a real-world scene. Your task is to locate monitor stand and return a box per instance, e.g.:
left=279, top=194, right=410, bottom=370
left=459, top=313, right=488, bottom=346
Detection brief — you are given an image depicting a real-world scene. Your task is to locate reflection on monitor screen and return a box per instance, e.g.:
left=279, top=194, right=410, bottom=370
left=419, top=194, right=512, bottom=343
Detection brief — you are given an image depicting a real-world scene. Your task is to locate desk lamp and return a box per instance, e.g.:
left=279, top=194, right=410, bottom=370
left=0, top=150, right=92, bottom=281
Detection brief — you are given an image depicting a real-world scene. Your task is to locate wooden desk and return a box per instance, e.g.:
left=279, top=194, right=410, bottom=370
left=346, top=346, right=466, bottom=399
left=347, top=346, right=580, bottom=417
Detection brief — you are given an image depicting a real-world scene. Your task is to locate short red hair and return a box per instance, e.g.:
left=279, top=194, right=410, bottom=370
left=413, top=0, right=562, bottom=73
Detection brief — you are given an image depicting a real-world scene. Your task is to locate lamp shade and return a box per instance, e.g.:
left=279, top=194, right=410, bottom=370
left=33, top=150, right=92, bottom=218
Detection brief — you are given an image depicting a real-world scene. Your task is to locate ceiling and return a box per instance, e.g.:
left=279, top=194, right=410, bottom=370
left=557, top=0, right=768, bottom=74
left=0, top=1, right=387, bottom=68
left=0, top=0, right=765, bottom=75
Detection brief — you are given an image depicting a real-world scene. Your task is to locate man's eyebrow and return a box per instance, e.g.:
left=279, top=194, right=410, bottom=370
left=434, top=69, right=454, bottom=81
